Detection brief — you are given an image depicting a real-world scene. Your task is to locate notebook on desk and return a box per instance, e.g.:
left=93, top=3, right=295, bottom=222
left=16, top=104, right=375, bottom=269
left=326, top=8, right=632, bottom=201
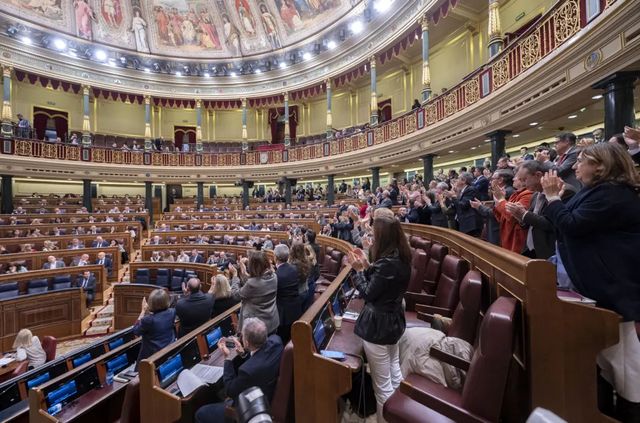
left=0, top=357, right=15, bottom=367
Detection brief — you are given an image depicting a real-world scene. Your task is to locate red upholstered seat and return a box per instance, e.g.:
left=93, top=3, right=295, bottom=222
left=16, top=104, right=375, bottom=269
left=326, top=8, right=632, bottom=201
left=42, top=335, right=57, bottom=363
left=423, top=244, right=448, bottom=294
left=271, top=342, right=294, bottom=423
left=384, top=296, right=517, bottom=423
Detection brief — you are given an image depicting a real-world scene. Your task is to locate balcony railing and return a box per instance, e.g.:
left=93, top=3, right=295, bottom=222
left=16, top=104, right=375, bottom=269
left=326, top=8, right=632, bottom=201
left=0, top=0, right=610, bottom=168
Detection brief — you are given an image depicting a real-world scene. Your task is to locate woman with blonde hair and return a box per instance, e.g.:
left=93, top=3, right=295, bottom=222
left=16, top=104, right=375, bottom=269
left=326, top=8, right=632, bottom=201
left=542, top=142, right=640, bottom=420
left=210, top=274, right=240, bottom=317
left=13, top=329, right=46, bottom=368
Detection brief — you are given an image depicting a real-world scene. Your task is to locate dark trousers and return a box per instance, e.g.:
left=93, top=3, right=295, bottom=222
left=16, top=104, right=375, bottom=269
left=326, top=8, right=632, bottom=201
left=195, top=402, right=226, bottom=423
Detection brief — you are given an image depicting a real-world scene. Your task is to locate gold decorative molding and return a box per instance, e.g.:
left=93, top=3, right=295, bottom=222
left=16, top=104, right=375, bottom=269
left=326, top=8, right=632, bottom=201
left=488, top=0, right=502, bottom=40
left=521, top=33, right=541, bottom=69
left=492, top=56, right=510, bottom=89
left=554, top=0, right=581, bottom=44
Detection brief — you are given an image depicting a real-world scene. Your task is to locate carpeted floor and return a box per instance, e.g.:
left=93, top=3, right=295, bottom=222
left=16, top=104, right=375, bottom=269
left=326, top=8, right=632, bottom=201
left=55, top=336, right=107, bottom=357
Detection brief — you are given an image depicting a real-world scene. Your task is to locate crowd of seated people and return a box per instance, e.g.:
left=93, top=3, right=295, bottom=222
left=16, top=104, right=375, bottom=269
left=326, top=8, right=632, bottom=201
left=0, top=214, right=145, bottom=226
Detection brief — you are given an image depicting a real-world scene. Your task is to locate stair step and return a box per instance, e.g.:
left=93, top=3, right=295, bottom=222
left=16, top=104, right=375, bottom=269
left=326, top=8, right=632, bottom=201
left=85, top=325, right=111, bottom=336
left=91, top=317, right=113, bottom=327
left=98, top=304, right=114, bottom=317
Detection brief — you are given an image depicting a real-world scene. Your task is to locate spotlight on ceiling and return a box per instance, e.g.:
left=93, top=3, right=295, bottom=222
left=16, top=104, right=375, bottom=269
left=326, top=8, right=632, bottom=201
left=53, top=38, right=67, bottom=50
left=374, top=0, right=394, bottom=13
left=230, top=72, right=237, bottom=77
left=350, top=20, right=364, bottom=34
left=175, top=71, right=182, bottom=77
left=20, top=36, right=32, bottom=45
left=144, top=67, right=150, bottom=73
left=255, top=68, right=261, bottom=74
left=203, top=72, right=211, bottom=77
left=327, top=40, right=337, bottom=50
left=302, top=52, right=312, bottom=61
left=94, top=50, right=107, bottom=61
left=279, top=62, right=287, bottom=69
left=592, top=94, right=603, bottom=100
left=108, top=58, right=116, bottom=67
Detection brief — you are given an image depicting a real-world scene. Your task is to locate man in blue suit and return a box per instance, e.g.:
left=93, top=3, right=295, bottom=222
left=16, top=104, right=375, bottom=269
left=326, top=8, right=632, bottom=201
left=195, top=318, right=283, bottom=423
left=274, top=244, right=302, bottom=344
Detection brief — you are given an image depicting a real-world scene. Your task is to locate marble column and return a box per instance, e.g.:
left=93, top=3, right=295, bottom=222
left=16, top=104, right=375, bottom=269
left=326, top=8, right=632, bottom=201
left=145, top=181, right=153, bottom=223
left=487, top=0, right=503, bottom=58
left=326, top=79, right=333, bottom=140
left=1, top=175, right=13, bottom=214
left=284, top=178, right=292, bottom=206
left=371, top=167, right=380, bottom=192
left=284, top=92, right=290, bottom=148
left=420, top=16, right=432, bottom=103
left=327, top=174, right=335, bottom=206
left=241, top=181, right=250, bottom=210
left=82, top=179, right=93, bottom=212
left=370, top=56, right=378, bottom=126
left=422, top=154, right=435, bottom=183
left=195, top=99, right=203, bottom=153
left=82, top=85, right=92, bottom=146
left=144, top=95, right=152, bottom=151
left=487, top=130, right=508, bottom=171
left=242, top=98, right=248, bottom=152
left=592, top=72, right=639, bottom=140
left=1, top=66, right=13, bottom=139
left=197, top=182, right=204, bottom=209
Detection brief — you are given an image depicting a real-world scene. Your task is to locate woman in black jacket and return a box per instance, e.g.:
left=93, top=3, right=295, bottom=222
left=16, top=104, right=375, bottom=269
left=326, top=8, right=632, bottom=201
left=347, top=208, right=411, bottom=422
left=542, top=143, right=640, bottom=419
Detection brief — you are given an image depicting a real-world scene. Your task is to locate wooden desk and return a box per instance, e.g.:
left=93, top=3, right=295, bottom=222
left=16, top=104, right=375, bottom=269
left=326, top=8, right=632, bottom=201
left=0, top=213, right=150, bottom=229
left=0, top=353, right=20, bottom=381
left=324, top=299, right=364, bottom=372
left=0, top=232, right=133, bottom=256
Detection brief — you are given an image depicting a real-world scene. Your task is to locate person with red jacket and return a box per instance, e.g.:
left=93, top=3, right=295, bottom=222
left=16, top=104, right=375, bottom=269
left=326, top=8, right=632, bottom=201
left=491, top=167, right=533, bottom=253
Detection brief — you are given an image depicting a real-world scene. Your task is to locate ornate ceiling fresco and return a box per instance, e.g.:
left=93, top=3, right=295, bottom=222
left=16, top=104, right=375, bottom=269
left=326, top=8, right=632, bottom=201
left=2, top=0, right=355, bottom=59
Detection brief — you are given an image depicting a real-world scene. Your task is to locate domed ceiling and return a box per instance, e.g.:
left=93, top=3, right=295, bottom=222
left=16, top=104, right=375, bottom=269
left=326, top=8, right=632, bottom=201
left=1, top=0, right=358, bottom=59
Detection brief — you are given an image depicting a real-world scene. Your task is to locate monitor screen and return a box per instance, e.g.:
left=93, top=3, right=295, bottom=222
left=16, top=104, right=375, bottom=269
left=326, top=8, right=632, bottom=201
left=44, top=366, right=99, bottom=415
left=332, top=294, right=343, bottom=316
left=180, top=339, right=201, bottom=370
left=313, top=319, right=326, bottom=351
left=156, top=354, right=183, bottom=388
left=205, top=327, right=223, bottom=352
left=105, top=353, right=129, bottom=374
left=26, top=372, right=51, bottom=389
left=108, top=337, right=124, bottom=350
left=72, top=353, right=91, bottom=368
left=0, top=383, right=22, bottom=413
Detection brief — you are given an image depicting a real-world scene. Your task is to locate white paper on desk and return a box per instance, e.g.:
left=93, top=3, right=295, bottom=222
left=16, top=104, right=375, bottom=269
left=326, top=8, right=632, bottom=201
left=191, top=363, right=224, bottom=384
left=0, top=357, right=15, bottom=366
left=177, top=369, right=205, bottom=397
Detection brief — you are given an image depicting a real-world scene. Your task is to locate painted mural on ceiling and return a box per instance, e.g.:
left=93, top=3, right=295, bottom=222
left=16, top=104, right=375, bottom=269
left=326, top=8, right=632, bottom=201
left=2, top=0, right=354, bottom=58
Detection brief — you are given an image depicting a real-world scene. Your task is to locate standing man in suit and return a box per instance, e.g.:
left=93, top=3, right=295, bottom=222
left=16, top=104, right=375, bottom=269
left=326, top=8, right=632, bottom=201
left=43, top=255, right=65, bottom=269
left=95, top=251, right=113, bottom=276
left=78, top=270, right=96, bottom=308
left=547, top=132, right=582, bottom=190
left=175, top=278, right=215, bottom=338
left=274, top=244, right=301, bottom=344
left=472, top=166, right=490, bottom=200
left=92, top=236, right=110, bottom=248
left=190, top=248, right=205, bottom=263
left=451, top=172, right=482, bottom=237
left=195, top=318, right=283, bottom=423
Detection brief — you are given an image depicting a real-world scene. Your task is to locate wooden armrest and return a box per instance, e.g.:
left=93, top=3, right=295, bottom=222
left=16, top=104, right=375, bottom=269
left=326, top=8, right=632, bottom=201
left=399, top=381, right=490, bottom=423
left=429, top=346, right=471, bottom=372
left=415, top=304, right=451, bottom=317
left=405, top=292, right=434, bottom=305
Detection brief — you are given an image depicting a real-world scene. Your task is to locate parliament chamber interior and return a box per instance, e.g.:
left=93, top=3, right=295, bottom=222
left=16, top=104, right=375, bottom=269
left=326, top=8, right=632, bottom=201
left=0, top=0, right=638, bottom=422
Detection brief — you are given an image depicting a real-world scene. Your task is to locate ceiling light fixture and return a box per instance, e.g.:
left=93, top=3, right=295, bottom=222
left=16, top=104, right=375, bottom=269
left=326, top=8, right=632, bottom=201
left=94, top=50, right=107, bottom=61
left=568, top=114, right=578, bottom=119
left=230, top=72, right=237, bottom=77
left=53, top=38, right=67, bottom=50
left=21, top=36, right=32, bottom=45
left=374, top=0, right=394, bottom=13
left=255, top=68, right=262, bottom=74
left=471, top=146, right=477, bottom=150
left=279, top=62, right=287, bottom=69
left=592, top=94, right=603, bottom=100
left=175, top=71, right=182, bottom=77
left=512, top=134, right=520, bottom=138
left=203, top=72, right=210, bottom=77
left=350, top=20, right=364, bottom=34
left=448, top=150, right=455, bottom=153
left=143, top=67, right=150, bottom=73
left=529, top=122, right=538, bottom=126
left=327, top=40, right=337, bottom=50
left=302, top=52, right=312, bottom=61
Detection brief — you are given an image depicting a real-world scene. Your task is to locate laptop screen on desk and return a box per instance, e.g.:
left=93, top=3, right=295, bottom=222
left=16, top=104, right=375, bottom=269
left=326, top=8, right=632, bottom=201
left=156, top=354, right=183, bottom=388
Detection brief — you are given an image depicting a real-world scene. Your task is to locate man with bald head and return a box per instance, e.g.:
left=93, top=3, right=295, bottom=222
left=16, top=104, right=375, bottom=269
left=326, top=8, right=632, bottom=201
left=175, top=277, right=215, bottom=338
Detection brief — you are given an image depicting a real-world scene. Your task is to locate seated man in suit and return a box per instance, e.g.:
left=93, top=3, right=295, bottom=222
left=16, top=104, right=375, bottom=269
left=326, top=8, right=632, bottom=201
left=195, top=318, right=283, bottom=423
left=43, top=255, right=65, bottom=269
left=77, top=270, right=96, bottom=308
left=95, top=251, right=113, bottom=276
left=175, top=278, right=215, bottom=338
left=190, top=248, right=205, bottom=263
left=92, top=236, right=110, bottom=248
left=149, top=235, right=163, bottom=245
left=68, top=238, right=84, bottom=249
left=73, top=253, right=90, bottom=267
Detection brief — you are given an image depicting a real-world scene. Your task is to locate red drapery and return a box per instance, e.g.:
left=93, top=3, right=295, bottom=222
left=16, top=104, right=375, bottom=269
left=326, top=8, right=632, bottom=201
left=173, top=126, right=196, bottom=150
left=268, top=106, right=298, bottom=144
left=33, top=106, right=69, bottom=141
left=378, top=99, right=392, bottom=123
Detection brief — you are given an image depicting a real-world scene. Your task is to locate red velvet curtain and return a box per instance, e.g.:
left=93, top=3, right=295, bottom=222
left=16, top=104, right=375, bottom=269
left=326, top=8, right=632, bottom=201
left=268, top=106, right=298, bottom=144
left=173, top=126, right=196, bottom=149
left=378, top=99, right=392, bottom=123
left=33, top=106, right=69, bottom=140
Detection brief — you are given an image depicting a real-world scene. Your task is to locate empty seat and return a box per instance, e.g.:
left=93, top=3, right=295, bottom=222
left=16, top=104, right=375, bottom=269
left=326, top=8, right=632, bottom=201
left=52, top=275, right=72, bottom=290
left=27, top=279, right=49, bottom=294
left=422, top=243, right=448, bottom=294
left=135, top=268, right=150, bottom=285
left=42, top=336, right=57, bottom=362
left=0, top=282, right=20, bottom=299
left=156, top=268, right=170, bottom=288
left=383, top=296, right=517, bottom=423
left=170, top=275, right=183, bottom=292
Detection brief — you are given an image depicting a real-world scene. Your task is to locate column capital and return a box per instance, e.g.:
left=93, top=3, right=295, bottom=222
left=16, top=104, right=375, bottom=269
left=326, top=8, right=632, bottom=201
left=241, top=98, right=247, bottom=108
left=325, top=78, right=332, bottom=89
left=2, top=66, right=12, bottom=78
left=82, top=85, right=91, bottom=95
left=283, top=92, right=289, bottom=102
left=421, top=154, right=436, bottom=160
left=369, top=55, right=377, bottom=68
left=144, top=95, right=151, bottom=105
left=420, top=14, right=429, bottom=31
left=485, top=129, right=511, bottom=138
left=591, top=71, right=640, bottom=90
left=488, top=0, right=502, bottom=41
left=195, top=98, right=202, bottom=108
